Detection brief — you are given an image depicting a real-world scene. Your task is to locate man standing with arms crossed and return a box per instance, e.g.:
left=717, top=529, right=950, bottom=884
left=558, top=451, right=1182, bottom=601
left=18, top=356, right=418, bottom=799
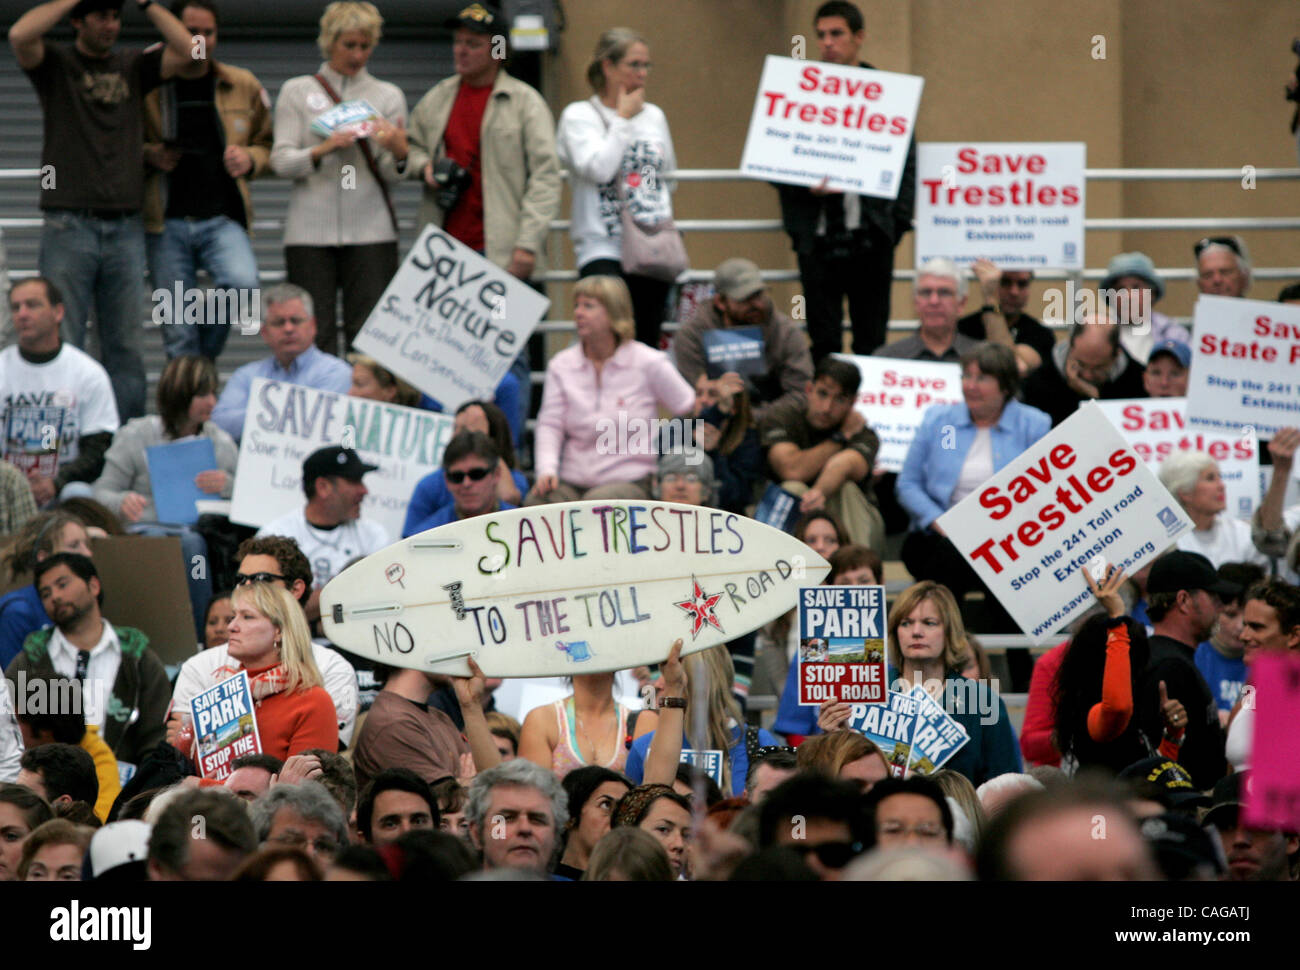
left=10, top=0, right=198, bottom=421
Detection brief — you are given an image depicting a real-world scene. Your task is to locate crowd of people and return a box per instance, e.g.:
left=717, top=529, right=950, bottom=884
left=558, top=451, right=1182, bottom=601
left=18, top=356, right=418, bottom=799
left=0, top=0, right=1296, bottom=885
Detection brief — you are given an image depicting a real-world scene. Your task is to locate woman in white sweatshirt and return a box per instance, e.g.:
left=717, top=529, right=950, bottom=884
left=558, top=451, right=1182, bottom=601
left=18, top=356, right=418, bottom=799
left=556, top=28, right=678, bottom=349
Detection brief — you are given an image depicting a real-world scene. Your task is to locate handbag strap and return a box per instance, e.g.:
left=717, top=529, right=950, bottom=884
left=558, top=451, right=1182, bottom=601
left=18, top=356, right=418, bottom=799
left=314, top=73, right=399, bottom=235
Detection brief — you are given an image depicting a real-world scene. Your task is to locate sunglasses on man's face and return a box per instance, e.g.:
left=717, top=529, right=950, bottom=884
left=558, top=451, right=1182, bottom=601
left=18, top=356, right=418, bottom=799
left=792, top=840, right=864, bottom=869
left=234, top=571, right=285, bottom=586
left=1194, top=236, right=1243, bottom=258
left=447, top=466, right=491, bottom=485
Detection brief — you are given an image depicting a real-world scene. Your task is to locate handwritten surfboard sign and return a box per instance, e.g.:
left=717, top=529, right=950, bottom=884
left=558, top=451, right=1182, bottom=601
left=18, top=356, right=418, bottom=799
left=320, top=500, right=829, bottom=677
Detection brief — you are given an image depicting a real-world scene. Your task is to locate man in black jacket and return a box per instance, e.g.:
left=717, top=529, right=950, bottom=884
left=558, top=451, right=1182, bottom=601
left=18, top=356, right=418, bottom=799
left=1140, top=552, right=1236, bottom=791
left=774, top=1, right=916, bottom=363
left=1021, top=315, right=1147, bottom=427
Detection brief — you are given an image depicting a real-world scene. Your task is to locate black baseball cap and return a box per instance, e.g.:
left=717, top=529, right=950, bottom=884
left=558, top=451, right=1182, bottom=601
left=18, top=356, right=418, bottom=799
left=445, top=3, right=502, bottom=34
left=1118, top=757, right=1210, bottom=809
left=1201, top=771, right=1249, bottom=830
left=303, top=447, right=378, bottom=489
left=71, top=0, right=124, bottom=18
left=1146, top=551, right=1242, bottom=598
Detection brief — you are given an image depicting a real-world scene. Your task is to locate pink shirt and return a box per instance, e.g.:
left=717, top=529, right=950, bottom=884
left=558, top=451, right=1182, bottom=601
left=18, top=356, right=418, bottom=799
left=534, top=339, right=696, bottom=488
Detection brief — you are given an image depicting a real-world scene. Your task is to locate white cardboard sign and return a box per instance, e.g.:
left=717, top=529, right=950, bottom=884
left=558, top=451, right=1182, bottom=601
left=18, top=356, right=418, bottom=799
left=835, top=354, right=962, bottom=473
left=353, top=224, right=550, bottom=411
left=914, top=142, right=1085, bottom=270
left=1186, top=294, right=1300, bottom=438
left=935, top=402, right=1191, bottom=641
left=1095, top=398, right=1260, bottom=521
left=739, top=55, right=923, bottom=199
left=230, top=379, right=455, bottom=538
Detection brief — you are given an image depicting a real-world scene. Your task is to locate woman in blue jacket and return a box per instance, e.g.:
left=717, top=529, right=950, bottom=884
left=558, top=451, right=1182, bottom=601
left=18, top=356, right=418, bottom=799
left=896, top=342, right=1050, bottom=632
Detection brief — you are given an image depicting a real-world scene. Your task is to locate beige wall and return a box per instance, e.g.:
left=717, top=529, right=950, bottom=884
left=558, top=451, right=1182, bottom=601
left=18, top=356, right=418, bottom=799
left=542, top=0, right=1297, bottom=337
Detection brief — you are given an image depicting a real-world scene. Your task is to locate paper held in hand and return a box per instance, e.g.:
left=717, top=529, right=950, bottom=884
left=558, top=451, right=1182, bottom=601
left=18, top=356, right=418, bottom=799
left=935, top=402, right=1192, bottom=642
left=353, top=225, right=550, bottom=413
left=739, top=55, right=922, bottom=199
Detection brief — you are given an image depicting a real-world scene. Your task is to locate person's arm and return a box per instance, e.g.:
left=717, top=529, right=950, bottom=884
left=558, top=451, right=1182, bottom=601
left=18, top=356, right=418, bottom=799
left=1020, top=644, right=1063, bottom=765
left=809, top=447, right=868, bottom=501
left=517, top=704, right=554, bottom=769
left=54, top=431, right=113, bottom=491
left=403, top=473, right=441, bottom=539
left=1083, top=566, right=1133, bottom=743
left=1254, top=427, right=1300, bottom=551
left=492, top=371, right=523, bottom=448
left=649, top=352, right=698, bottom=416
left=8, top=0, right=78, bottom=70
left=895, top=410, right=947, bottom=530
left=760, top=324, right=814, bottom=425
left=270, top=79, right=331, bottom=179
left=147, top=0, right=199, bottom=79
left=514, top=91, right=562, bottom=267
left=0, top=681, right=23, bottom=783
left=125, top=648, right=174, bottom=764
left=243, top=73, right=275, bottom=179
left=209, top=366, right=252, bottom=441
left=91, top=425, right=144, bottom=518
left=556, top=100, right=632, bottom=185
left=404, top=91, right=435, bottom=183
left=452, top=658, right=502, bottom=774
left=971, top=259, right=1041, bottom=374
left=531, top=364, right=567, bottom=484
left=370, top=86, right=409, bottom=182
left=672, top=320, right=706, bottom=388
left=642, top=640, right=685, bottom=787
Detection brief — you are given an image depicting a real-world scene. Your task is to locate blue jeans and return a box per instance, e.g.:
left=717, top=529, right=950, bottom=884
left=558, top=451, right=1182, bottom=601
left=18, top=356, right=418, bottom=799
left=147, top=216, right=260, bottom=360
left=40, top=210, right=148, bottom=420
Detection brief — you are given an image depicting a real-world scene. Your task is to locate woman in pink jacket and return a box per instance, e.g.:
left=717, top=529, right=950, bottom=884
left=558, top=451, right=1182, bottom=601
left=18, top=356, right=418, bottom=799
left=526, top=275, right=695, bottom=504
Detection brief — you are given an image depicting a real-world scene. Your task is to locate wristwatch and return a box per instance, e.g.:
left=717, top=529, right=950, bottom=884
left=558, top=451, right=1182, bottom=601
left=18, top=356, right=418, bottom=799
left=830, top=431, right=849, bottom=446
left=660, top=696, right=686, bottom=710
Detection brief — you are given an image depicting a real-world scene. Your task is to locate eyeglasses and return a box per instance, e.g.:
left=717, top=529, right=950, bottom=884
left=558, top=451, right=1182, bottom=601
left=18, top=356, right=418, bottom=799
left=234, top=571, right=285, bottom=586
left=878, top=821, right=945, bottom=840
left=661, top=473, right=701, bottom=485
left=1194, top=236, right=1243, bottom=258
left=916, top=287, right=957, bottom=299
left=792, top=840, right=864, bottom=869
left=447, top=466, right=491, bottom=484
left=268, top=832, right=340, bottom=856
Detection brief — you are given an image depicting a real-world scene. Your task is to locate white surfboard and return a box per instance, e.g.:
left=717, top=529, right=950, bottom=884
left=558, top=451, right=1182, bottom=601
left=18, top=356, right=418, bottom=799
left=320, top=500, right=829, bottom=677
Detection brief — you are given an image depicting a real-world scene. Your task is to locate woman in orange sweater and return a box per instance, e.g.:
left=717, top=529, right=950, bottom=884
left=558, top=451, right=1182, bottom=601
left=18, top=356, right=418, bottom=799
left=177, top=583, right=338, bottom=765
left=1052, top=565, right=1186, bottom=775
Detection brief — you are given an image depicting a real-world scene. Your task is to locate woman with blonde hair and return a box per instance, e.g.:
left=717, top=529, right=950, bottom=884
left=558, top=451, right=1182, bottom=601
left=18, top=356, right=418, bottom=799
left=271, top=1, right=409, bottom=354
left=796, top=731, right=890, bottom=793
left=176, top=582, right=338, bottom=763
left=819, top=581, right=1022, bottom=787
left=348, top=354, right=420, bottom=408
left=526, top=275, right=695, bottom=504
left=630, top=641, right=780, bottom=798
left=583, top=825, right=673, bottom=882
left=556, top=28, right=679, bottom=347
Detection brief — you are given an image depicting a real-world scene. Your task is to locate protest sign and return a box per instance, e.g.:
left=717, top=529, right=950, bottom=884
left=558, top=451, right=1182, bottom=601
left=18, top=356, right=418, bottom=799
left=914, top=142, right=1085, bottom=270
left=835, top=354, right=963, bottom=472
left=230, top=379, right=454, bottom=539
left=191, top=672, right=262, bottom=782
left=1186, top=295, right=1300, bottom=437
left=1241, top=652, right=1300, bottom=833
left=797, top=584, right=886, bottom=705
left=754, top=482, right=802, bottom=534
left=903, top=685, right=969, bottom=775
left=845, top=690, right=920, bottom=777
left=354, top=225, right=550, bottom=412
left=1095, top=398, right=1260, bottom=520
left=739, top=55, right=922, bottom=198
left=935, top=402, right=1192, bottom=641
left=146, top=438, right=216, bottom=526
left=703, top=327, right=765, bottom=380
left=310, top=99, right=382, bottom=139
left=92, top=535, right=195, bottom=664
left=680, top=749, right=725, bottom=788
left=3, top=403, right=64, bottom=478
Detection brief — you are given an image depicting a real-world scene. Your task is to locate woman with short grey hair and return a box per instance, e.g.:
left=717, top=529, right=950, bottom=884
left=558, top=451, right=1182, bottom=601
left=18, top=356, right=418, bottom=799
left=1158, top=449, right=1269, bottom=569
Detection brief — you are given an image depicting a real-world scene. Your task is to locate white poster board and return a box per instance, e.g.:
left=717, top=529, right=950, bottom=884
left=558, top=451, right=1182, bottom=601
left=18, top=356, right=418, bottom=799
left=935, top=402, right=1192, bottom=641
left=914, top=142, right=1085, bottom=270
left=1186, top=295, right=1300, bottom=438
left=739, top=55, right=923, bottom=198
left=836, top=354, right=962, bottom=473
left=353, top=224, right=550, bottom=411
left=1095, top=398, right=1260, bottom=520
left=230, top=379, right=455, bottom=538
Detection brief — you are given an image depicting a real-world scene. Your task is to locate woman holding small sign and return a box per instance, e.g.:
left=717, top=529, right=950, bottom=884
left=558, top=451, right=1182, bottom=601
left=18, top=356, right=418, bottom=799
left=897, top=343, right=1051, bottom=632
left=527, top=275, right=695, bottom=504
left=556, top=28, right=680, bottom=347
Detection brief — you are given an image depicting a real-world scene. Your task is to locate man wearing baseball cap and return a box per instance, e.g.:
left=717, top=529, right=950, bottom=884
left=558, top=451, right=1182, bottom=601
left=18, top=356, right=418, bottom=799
left=1138, top=551, right=1237, bottom=789
left=673, top=257, right=813, bottom=425
left=1203, top=771, right=1298, bottom=881
left=255, top=446, right=389, bottom=592
left=1142, top=340, right=1191, bottom=398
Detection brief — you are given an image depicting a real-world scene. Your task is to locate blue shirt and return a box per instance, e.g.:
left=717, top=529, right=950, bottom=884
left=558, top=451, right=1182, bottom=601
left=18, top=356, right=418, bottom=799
left=1194, top=642, right=1246, bottom=712
left=625, top=724, right=780, bottom=797
left=407, top=500, right=517, bottom=534
left=418, top=370, right=523, bottom=448
left=210, top=347, right=353, bottom=441
left=896, top=399, right=1051, bottom=532
left=403, top=468, right=529, bottom=538
left=0, top=585, right=47, bottom=670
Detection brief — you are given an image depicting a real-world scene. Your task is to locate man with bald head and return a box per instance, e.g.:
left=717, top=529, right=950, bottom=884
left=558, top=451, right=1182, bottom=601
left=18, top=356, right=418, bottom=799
left=1195, top=236, right=1250, bottom=299
left=1021, top=315, right=1147, bottom=427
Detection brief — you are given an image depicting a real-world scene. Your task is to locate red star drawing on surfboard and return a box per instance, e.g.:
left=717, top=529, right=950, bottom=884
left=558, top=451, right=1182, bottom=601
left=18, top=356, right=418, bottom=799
left=675, top=575, right=724, bottom=639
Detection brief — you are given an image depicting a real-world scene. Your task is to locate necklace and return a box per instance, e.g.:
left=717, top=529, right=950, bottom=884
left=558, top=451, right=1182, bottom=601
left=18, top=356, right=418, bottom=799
left=574, top=702, right=618, bottom=765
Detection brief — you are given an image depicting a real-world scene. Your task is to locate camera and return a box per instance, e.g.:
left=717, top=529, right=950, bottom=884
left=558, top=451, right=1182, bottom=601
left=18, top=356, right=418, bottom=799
left=432, top=157, right=472, bottom=213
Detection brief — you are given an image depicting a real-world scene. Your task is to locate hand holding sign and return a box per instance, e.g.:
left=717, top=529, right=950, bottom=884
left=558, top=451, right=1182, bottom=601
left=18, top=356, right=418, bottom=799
left=817, top=698, right=852, bottom=732
left=659, top=638, right=687, bottom=703
left=1268, top=427, right=1300, bottom=470
left=1083, top=562, right=1126, bottom=619
left=452, top=656, right=491, bottom=711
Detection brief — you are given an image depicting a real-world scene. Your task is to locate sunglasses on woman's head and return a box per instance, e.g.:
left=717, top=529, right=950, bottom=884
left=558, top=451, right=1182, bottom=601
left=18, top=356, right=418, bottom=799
left=447, top=466, right=491, bottom=484
left=234, top=571, right=285, bottom=586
